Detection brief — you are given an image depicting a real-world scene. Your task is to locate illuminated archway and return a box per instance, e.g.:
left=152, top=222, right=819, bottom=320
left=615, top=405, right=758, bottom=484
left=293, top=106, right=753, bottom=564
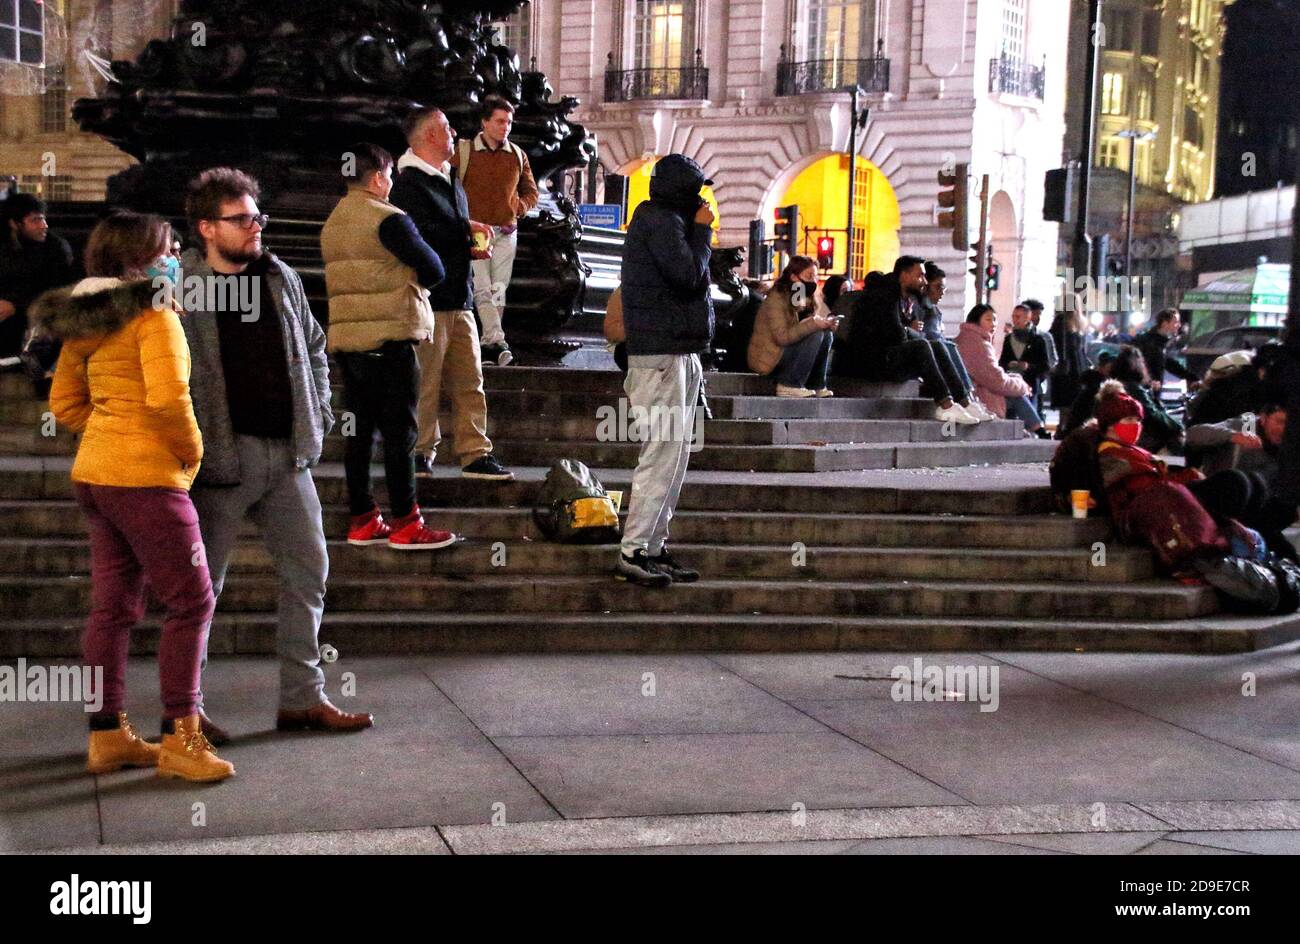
left=988, top=190, right=1019, bottom=319
left=769, top=153, right=901, bottom=279
left=617, top=155, right=720, bottom=242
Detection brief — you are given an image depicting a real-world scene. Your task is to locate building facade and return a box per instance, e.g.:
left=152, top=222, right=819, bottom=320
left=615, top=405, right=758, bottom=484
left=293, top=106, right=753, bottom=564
left=5, top=0, right=1070, bottom=329
left=0, top=1, right=180, bottom=202
left=515, top=0, right=1071, bottom=326
left=1060, top=0, right=1229, bottom=312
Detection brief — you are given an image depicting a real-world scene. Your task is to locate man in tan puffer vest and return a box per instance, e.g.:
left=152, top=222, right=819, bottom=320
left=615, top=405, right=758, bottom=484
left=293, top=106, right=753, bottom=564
left=320, top=142, right=458, bottom=551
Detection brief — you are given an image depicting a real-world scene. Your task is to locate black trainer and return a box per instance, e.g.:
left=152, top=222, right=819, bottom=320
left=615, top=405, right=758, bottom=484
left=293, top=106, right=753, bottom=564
left=481, top=343, right=514, bottom=367
left=413, top=454, right=435, bottom=478
left=615, top=550, right=672, bottom=587
left=650, top=548, right=699, bottom=583
left=462, top=454, right=515, bottom=480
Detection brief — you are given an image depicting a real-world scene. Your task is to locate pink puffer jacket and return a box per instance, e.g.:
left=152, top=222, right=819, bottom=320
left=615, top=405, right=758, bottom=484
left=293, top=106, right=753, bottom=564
left=954, top=321, right=1031, bottom=417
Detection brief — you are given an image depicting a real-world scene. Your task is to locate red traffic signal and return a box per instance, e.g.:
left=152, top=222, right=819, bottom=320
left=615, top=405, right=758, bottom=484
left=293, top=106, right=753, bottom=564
left=984, top=262, right=1001, bottom=292
left=816, top=236, right=835, bottom=269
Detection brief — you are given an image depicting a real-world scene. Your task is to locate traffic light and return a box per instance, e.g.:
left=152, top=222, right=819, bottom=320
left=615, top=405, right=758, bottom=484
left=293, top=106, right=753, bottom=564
left=747, top=219, right=774, bottom=279
left=773, top=204, right=799, bottom=257
left=816, top=236, right=835, bottom=269
left=937, top=162, right=970, bottom=251
left=984, top=261, right=1001, bottom=293
left=968, top=240, right=984, bottom=282
left=1043, top=166, right=1077, bottom=224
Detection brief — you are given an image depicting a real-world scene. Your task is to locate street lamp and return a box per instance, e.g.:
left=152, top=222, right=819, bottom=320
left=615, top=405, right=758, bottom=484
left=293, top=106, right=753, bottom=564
left=842, top=84, right=869, bottom=279
left=1115, top=129, right=1158, bottom=283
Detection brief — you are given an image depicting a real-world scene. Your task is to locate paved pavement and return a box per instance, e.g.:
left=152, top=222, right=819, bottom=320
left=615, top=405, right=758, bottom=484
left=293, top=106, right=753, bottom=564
left=4, top=647, right=1300, bottom=855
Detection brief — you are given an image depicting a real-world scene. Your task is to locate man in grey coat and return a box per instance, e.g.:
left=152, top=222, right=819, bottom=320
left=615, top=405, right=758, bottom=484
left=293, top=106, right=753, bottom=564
left=180, top=167, right=373, bottom=740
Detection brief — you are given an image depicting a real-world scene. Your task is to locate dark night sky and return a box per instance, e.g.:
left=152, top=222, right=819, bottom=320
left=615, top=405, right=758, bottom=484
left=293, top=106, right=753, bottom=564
left=1215, top=0, right=1300, bottom=195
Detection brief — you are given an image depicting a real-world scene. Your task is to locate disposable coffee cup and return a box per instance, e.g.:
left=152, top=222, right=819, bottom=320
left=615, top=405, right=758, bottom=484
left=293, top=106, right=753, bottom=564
left=1070, top=490, right=1089, bottom=519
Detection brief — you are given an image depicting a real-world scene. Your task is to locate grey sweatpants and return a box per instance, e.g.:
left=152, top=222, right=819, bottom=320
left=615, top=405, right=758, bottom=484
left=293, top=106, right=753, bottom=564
left=620, top=353, right=703, bottom=558
left=192, top=435, right=328, bottom=711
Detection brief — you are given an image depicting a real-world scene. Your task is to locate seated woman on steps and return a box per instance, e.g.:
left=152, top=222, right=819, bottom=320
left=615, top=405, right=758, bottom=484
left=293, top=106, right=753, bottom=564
left=747, top=256, right=838, bottom=399
left=954, top=304, right=1049, bottom=438
left=32, top=211, right=234, bottom=782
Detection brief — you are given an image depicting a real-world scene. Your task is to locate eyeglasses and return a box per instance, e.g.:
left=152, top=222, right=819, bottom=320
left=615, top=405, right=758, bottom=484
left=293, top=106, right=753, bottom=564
left=212, top=213, right=269, bottom=230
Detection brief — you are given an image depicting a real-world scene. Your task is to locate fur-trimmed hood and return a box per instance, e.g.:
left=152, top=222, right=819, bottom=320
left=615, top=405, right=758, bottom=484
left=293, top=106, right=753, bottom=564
left=29, top=278, right=162, bottom=342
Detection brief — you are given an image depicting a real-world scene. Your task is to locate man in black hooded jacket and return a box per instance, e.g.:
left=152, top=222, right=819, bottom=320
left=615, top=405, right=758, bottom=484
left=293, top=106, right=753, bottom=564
left=841, top=255, right=986, bottom=424
left=614, top=154, right=714, bottom=587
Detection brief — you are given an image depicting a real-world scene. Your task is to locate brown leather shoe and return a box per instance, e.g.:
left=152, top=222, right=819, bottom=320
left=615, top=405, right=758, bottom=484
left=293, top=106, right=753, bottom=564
left=199, top=710, right=231, bottom=746
left=275, top=700, right=374, bottom=733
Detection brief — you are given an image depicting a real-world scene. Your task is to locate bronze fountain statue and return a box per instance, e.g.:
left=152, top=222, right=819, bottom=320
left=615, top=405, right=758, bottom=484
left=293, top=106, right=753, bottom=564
left=72, top=0, right=594, bottom=334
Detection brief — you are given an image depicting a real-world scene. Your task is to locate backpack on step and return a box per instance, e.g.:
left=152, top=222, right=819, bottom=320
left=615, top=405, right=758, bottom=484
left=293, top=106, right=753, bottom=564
left=532, top=459, right=621, bottom=544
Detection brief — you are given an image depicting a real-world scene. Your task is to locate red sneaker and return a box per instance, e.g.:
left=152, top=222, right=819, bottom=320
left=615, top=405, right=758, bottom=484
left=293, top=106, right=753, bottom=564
left=347, top=508, right=392, bottom=546
left=388, top=509, right=457, bottom=551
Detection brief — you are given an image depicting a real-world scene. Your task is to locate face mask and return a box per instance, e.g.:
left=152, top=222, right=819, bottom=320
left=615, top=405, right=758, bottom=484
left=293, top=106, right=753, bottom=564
left=146, top=255, right=180, bottom=286
left=800, top=279, right=818, bottom=299
left=1111, top=422, right=1141, bottom=446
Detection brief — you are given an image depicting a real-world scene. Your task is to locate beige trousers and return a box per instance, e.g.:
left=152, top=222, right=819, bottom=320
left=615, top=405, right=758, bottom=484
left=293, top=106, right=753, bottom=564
left=414, top=309, right=493, bottom=465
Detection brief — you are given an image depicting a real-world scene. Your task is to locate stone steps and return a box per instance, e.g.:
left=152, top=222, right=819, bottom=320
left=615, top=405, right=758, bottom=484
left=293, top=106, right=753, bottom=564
left=5, top=351, right=1299, bottom=654
left=0, top=573, right=1216, bottom=622
left=0, top=425, right=1055, bottom=472
left=0, top=460, right=1057, bottom=515
left=0, top=537, right=1155, bottom=583
left=0, top=500, right=1111, bottom=549
left=0, top=405, right=1031, bottom=446
left=0, top=390, right=945, bottom=425
left=8, top=610, right=1284, bottom=659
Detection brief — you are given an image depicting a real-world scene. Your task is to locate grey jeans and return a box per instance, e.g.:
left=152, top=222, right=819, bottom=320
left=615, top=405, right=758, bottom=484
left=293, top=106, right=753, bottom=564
left=192, top=435, right=328, bottom=711
left=620, top=353, right=702, bottom=558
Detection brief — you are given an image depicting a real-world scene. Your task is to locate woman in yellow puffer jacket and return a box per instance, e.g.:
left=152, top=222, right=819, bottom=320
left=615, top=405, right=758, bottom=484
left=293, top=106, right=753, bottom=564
left=31, top=211, right=232, bottom=783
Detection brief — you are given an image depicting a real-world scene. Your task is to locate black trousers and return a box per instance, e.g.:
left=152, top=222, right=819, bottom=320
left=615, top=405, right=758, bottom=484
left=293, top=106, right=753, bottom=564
left=336, top=340, right=421, bottom=518
left=1188, top=469, right=1297, bottom=561
left=883, top=339, right=967, bottom=403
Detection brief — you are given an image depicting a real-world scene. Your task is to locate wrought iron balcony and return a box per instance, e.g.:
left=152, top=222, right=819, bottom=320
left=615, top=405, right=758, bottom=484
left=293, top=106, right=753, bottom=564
left=604, top=50, right=709, bottom=102
left=989, top=55, right=1046, bottom=100
left=775, top=43, right=890, bottom=96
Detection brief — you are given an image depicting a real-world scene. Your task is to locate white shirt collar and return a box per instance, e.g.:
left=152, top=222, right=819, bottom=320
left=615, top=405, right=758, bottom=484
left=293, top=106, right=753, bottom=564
left=397, top=148, right=451, bottom=182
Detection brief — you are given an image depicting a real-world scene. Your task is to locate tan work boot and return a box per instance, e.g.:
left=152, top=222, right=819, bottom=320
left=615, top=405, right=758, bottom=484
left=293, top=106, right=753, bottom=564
left=86, top=712, right=161, bottom=774
left=157, top=714, right=235, bottom=783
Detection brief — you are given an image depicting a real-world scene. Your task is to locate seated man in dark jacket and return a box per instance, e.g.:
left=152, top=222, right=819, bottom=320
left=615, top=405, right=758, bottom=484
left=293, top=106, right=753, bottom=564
left=1000, top=303, right=1054, bottom=412
left=1059, top=351, right=1114, bottom=438
left=614, top=154, right=715, bottom=587
left=0, top=192, right=75, bottom=371
left=841, top=255, right=989, bottom=424
left=1185, top=404, right=1295, bottom=553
